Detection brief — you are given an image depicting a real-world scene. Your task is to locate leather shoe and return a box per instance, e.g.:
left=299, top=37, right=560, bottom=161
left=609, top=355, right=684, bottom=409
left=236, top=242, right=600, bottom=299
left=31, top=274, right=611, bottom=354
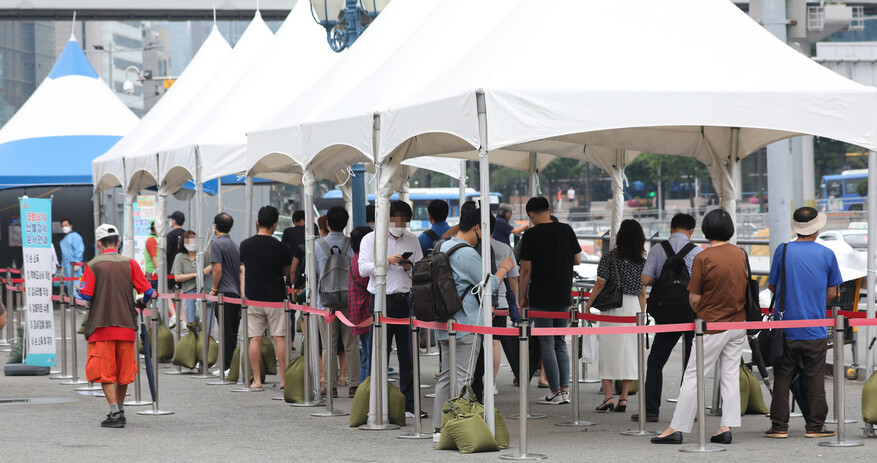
left=631, top=413, right=659, bottom=422
left=710, top=431, right=732, bottom=444
left=650, top=431, right=682, bottom=444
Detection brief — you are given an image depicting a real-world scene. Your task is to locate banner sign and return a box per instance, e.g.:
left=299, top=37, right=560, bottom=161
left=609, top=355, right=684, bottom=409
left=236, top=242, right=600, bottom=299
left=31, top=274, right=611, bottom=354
left=20, top=197, right=56, bottom=367
left=133, top=195, right=156, bottom=273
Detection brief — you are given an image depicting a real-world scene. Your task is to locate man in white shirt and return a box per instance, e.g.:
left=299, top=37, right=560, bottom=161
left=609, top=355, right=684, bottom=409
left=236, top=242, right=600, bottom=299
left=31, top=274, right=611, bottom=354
left=358, top=200, right=424, bottom=418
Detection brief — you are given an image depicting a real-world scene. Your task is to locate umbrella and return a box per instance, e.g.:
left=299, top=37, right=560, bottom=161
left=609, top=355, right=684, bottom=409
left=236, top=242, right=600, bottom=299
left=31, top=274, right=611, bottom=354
left=137, top=301, right=157, bottom=401
left=790, top=365, right=810, bottom=419
left=747, top=333, right=772, bottom=392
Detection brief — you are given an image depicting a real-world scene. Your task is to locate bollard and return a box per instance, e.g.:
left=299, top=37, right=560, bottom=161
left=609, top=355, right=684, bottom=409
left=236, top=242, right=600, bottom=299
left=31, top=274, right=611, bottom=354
left=360, top=311, right=396, bottom=429
left=138, top=308, right=174, bottom=416
left=679, top=319, right=723, bottom=453
left=166, top=293, right=192, bottom=376
left=207, top=295, right=234, bottom=386
left=423, top=328, right=438, bottom=356
left=622, top=312, right=659, bottom=436
left=500, top=317, right=547, bottom=460
left=826, top=308, right=855, bottom=424
left=292, top=312, right=323, bottom=407
left=313, top=309, right=347, bottom=417
left=59, top=293, right=88, bottom=386
left=558, top=306, right=595, bottom=427
left=818, top=314, right=864, bottom=447
left=192, top=295, right=214, bottom=380
left=232, top=302, right=263, bottom=392
left=448, top=320, right=457, bottom=399
left=50, top=295, right=72, bottom=379
left=398, top=316, right=431, bottom=439
left=273, top=300, right=294, bottom=400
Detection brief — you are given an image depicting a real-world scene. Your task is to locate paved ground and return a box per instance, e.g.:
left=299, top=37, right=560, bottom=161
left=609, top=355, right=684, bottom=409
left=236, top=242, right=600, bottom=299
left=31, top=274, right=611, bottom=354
left=1, top=309, right=876, bottom=463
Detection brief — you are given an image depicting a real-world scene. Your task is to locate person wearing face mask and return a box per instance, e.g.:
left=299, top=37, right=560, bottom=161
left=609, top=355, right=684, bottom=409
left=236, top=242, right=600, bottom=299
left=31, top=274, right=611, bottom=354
left=358, top=200, right=425, bottom=418
left=171, top=230, right=212, bottom=329
left=59, top=218, right=85, bottom=287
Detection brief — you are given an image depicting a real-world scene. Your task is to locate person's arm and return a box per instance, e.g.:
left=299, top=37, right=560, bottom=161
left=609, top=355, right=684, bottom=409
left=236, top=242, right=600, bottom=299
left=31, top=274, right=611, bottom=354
left=289, top=257, right=300, bottom=287
left=146, top=237, right=159, bottom=269
left=687, top=254, right=704, bottom=314
left=826, top=254, right=843, bottom=304
left=642, top=275, right=656, bottom=286
left=129, top=260, right=155, bottom=303
left=827, top=285, right=838, bottom=303
left=641, top=245, right=660, bottom=287
left=211, top=263, right=222, bottom=292
left=358, top=234, right=376, bottom=278
left=73, top=234, right=85, bottom=261
left=638, top=287, right=647, bottom=312
left=510, top=276, right=520, bottom=307
left=584, top=278, right=606, bottom=311
left=511, top=223, right=529, bottom=235
left=689, top=292, right=702, bottom=311
left=519, top=260, right=532, bottom=308
left=567, top=226, right=582, bottom=265
left=76, top=264, right=96, bottom=301
left=239, top=265, right=245, bottom=298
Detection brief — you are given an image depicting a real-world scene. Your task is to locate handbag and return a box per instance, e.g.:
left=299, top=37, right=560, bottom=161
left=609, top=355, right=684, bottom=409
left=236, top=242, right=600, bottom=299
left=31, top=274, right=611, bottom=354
left=743, top=250, right=762, bottom=334
left=592, top=251, right=624, bottom=311
left=758, top=243, right=787, bottom=368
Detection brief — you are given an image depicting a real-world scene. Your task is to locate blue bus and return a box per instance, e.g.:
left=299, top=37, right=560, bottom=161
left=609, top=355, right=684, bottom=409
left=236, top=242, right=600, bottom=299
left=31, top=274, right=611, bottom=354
left=319, top=187, right=502, bottom=231
left=822, top=169, right=867, bottom=211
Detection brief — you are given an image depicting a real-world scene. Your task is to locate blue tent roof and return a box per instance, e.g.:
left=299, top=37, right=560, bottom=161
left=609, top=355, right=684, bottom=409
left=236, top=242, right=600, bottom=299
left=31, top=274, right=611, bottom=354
left=0, top=135, right=122, bottom=188
left=48, top=39, right=99, bottom=80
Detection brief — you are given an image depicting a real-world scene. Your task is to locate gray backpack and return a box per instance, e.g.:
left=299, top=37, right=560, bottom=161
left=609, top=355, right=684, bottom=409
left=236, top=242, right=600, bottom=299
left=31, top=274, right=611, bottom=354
left=318, top=237, right=351, bottom=309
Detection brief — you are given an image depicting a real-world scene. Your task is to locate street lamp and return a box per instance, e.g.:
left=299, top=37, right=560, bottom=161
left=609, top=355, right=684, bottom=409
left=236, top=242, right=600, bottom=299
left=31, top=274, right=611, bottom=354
left=309, top=0, right=389, bottom=52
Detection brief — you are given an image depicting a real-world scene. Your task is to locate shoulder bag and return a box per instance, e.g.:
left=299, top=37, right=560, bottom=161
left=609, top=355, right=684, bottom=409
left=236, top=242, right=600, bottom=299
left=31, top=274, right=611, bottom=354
left=758, top=243, right=787, bottom=367
left=592, top=252, right=624, bottom=311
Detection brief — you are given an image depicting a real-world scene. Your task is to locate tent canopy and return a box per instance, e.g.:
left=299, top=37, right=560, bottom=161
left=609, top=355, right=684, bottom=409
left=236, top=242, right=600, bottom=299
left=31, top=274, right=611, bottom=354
left=0, top=36, right=138, bottom=188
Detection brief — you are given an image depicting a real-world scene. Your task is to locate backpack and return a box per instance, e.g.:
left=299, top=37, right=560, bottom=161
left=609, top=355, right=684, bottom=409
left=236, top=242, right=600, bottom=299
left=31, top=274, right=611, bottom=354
left=317, top=237, right=351, bottom=309
left=411, top=242, right=472, bottom=322
left=646, top=241, right=696, bottom=324
left=421, top=229, right=441, bottom=256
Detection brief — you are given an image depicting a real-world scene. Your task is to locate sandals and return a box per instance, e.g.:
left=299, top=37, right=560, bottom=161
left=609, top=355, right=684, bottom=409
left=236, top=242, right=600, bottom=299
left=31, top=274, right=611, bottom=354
left=595, top=397, right=615, bottom=412
left=615, top=399, right=628, bottom=413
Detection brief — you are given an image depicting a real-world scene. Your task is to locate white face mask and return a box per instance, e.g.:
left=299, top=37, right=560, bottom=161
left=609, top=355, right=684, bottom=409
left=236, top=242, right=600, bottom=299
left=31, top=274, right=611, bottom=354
left=184, top=240, right=197, bottom=251
left=62, top=226, right=72, bottom=234
left=389, top=227, right=406, bottom=238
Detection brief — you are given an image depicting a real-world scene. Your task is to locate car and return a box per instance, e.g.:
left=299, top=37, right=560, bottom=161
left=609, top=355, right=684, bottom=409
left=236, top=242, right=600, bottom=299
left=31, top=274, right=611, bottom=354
left=816, top=229, right=867, bottom=253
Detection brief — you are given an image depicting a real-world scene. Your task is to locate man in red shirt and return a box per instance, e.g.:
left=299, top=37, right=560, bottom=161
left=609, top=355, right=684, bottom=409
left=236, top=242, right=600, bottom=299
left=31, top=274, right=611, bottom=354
left=78, top=224, right=154, bottom=428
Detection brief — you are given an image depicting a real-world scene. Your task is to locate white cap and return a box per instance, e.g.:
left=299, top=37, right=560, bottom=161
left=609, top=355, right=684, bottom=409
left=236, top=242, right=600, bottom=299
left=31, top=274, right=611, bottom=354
left=95, top=223, right=120, bottom=241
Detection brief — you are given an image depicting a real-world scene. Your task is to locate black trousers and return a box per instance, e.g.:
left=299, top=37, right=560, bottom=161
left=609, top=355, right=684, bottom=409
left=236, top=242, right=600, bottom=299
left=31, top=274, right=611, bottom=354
left=215, top=293, right=241, bottom=368
left=770, top=338, right=828, bottom=432
left=645, top=330, right=693, bottom=415
left=378, top=294, right=415, bottom=412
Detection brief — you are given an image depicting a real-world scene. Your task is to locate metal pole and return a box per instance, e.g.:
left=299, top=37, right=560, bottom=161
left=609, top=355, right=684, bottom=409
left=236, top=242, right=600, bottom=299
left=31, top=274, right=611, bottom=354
left=2, top=268, right=13, bottom=348
left=216, top=177, right=222, bottom=213
left=458, top=160, right=467, bottom=212
left=398, top=316, right=431, bottom=439
left=232, top=302, right=262, bottom=392
left=50, top=295, right=71, bottom=379
left=138, top=308, right=173, bottom=416
left=501, top=319, right=546, bottom=460
left=558, top=306, right=594, bottom=427
left=866, top=150, right=877, bottom=379
left=313, top=310, right=347, bottom=417
left=826, top=308, right=855, bottom=424
left=528, top=152, right=538, bottom=197
left=273, top=299, right=294, bottom=400
left=192, top=293, right=213, bottom=380
left=206, top=294, right=234, bottom=385
left=680, top=319, right=723, bottom=453
left=476, top=91, right=495, bottom=433
left=59, top=293, right=88, bottom=385
left=360, top=311, right=397, bottom=429
left=819, top=315, right=864, bottom=447
left=622, top=312, right=658, bottom=436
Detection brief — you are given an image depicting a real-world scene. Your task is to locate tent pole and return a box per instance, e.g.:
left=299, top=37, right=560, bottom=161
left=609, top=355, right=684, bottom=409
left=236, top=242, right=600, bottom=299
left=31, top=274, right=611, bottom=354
left=194, top=148, right=205, bottom=325
left=93, top=189, right=101, bottom=230
left=217, top=177, right=223, bottom=214
left=245, top=174, right=254, bottom=239
left=528, top=152, right=537, bottom=197
left=458, top=160, right=467, bottom=213
left=156, top=191, right=168, bottom=325
left=867, top=150, right=876, bottom=379
left=477, top=91, right=495, bottom=435
left=123, top=188, right=136, bottom=259
left=399, top=165, right=410, bottom=203
left=609, top=149, right=624, bottom=249
left=302, top=170, right=321, bottom=404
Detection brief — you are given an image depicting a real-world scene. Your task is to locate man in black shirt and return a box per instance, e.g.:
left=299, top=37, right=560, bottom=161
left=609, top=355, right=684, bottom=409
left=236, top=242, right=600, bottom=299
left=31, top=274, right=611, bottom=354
left=519, top=196, right=581, bottom=405
left=166, top=211, right=186, bottom=270
left=281, top=210, right=306, bottom=289
left=240, top=206, right=292, bottom=388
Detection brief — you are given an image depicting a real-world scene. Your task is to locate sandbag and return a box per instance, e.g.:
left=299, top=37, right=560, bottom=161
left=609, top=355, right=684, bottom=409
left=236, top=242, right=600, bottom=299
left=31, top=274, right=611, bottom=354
left=442, top=413, right=500, bottom=454
left=349, top=376, right=406, bottom=427
left=141, top=323, right=174, bottom=360
left=261, top=337, right=277, bottom=376
left=284, top=355, right=305, bottom=403
left=172, top=323, right=199, bottom=369
left=744, top=366, right=769, bottom=415
left=739, top=364, right=751, bottom=414
left=491, top=409, right=510, bottom=450
left=195, top=330, right=219, bottom=368
left=613, top=379, right=638, bottom=396
left=862, top=370, right=877, bottom=424
left=226, top=345, right=265, bottom=383
left=441, top=385, right=483, bottom=428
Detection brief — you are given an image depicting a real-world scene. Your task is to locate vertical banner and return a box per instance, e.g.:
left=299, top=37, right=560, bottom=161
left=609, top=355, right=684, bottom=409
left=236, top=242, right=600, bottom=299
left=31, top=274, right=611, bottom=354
left=20, top=197, right=56, bottom=367
left=132, top=195, right=156, bottom=274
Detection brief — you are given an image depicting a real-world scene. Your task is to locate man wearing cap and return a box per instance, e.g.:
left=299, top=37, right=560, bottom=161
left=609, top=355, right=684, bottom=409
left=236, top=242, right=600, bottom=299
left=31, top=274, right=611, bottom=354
left=765, top=207, right=842, bottom=439
left=77, top=224, right=154, bottom=428
left=166, top=211, right=186, bottom=271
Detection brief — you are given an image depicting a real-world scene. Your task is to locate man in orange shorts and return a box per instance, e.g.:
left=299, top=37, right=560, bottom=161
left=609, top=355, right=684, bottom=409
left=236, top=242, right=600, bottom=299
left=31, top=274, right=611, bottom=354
left=78, top=224, right=153, bottom=428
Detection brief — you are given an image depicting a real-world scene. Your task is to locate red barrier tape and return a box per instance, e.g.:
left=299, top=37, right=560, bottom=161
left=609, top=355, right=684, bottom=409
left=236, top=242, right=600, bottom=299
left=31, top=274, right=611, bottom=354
left=334, top=311, right=374, bottom=329
left=223, top=296, right=242, bottom=305
left=51, top=295, right=60, bottom=302
left=9, top=278, right=24, bottom=284
left=379, top=316, right=412, bottom=325
left=157, top=293, right=175, bottom=300
left=204, top=294, right=218, bottom=302
left=451, top=323, right=517, bottom=336
left=9, top=268, right=20, bottom=274
left=178, top=293, right=202, bottom=300
left=292, top=304, right=324, bottom=316
left=495, top=309, right=510, bottom=316
left=577, top=313, right=638, bottom=324
left=571, top=291, right=591, bottom=298
left=849, top=318, right=877, bottom=327
left=528, top=310, right=571, bottom=320
left=412, top=320, right=447, bottom=331
left=533, top=323, right=697, bottom=336
left=71, top=262, right=84, bottom=268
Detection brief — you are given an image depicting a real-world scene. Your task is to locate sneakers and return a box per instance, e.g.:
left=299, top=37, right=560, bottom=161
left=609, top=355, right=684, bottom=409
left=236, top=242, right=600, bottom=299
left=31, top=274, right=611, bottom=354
left=101, top=412, right=125, bottom=428
left=560, top=391, right=570, bottom=404
left=764, top=428, right=788, bottom=438
left=405, top=410, right=429, bottom=419
left=538, top=392, right=564, bottom=405
left=805, top=428, right=835, bottom=438
left=168, top=315, right=177, bottom=329
left=433, top=431, right=441, bottom=443
left=493, top=385, right=499, bottom=396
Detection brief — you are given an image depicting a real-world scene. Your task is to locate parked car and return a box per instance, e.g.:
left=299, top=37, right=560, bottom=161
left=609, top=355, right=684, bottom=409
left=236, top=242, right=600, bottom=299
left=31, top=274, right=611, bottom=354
left=817, top=229, right=867, bottom=253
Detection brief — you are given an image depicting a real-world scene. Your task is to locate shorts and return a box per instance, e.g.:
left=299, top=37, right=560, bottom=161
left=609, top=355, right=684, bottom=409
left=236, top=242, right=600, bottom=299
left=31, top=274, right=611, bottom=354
left=492, top=314, right=508, bottom=328
left=248, top=306, right=286, bottom=338
left=86, top=340, right=137, bottom=385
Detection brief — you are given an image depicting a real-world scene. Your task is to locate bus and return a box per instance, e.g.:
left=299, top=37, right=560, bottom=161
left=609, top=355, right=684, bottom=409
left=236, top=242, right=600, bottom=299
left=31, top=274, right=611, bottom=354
left=317, top=187, right=502, bottom=231
left=822, top=169, right=867, bottom=211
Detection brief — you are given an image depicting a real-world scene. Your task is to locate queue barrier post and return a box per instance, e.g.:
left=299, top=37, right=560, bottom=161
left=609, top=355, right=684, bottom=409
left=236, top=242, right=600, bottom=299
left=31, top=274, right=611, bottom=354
left=207, top=294, right=234, bottom=386
left=124, top=298, right=152, bottom=406
left=360, top=311, right=396, bottom=430
left=507, top=310, right=546, bottom=421
left=622, top=312, right=659, bottom=436
left=59, top=293, right=88, bottom=386
left=448, top=320, right=457, bottom=399
left=292, top=312, right=324, bottom=407
left=192, top=294, right=214, bottom=380
left=557, top=305, right=595, bottom=428
left=423, top=328, right=438, bottom=356
left=138, top=304, right=174, bottom=416
left=826, top=308, right=856, bottom=424
left=166, top=293, right=191, bottom=376
left=500, top=316, right=547, bottom=461
left=273, top=299, right=294, bottom=400
left=313, top=308, right=347, bottom=417
left=680, top=319, right=723, bottom=453
left=232, top=301, right=263, bottom=392
left=398, top=317, right=431, bottom=439
left=1, top=268, right=11, bottom=348
left=819, top=314, right=864, bottom=448
left=50, top=294, right=72, bottom=379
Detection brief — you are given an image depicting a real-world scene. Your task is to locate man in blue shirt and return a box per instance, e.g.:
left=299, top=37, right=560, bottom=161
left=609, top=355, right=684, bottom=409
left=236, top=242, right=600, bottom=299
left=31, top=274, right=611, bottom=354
left=418, top=199, right=451, bottom=256
left=765, top=208, right=842, bottom=439
left=59, top=218, right=85, bottom=289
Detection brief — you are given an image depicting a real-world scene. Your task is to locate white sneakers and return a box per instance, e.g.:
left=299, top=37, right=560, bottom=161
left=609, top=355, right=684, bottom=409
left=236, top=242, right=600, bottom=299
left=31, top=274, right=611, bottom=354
left=538, top=390, right=570, bottom=405
left=493, top=385, right=499, bottom=396
left=433, top=432, right=441, bottom=443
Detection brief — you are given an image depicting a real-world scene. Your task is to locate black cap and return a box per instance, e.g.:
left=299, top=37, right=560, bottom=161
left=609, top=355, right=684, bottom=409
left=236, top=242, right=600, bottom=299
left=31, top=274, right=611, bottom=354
left=169, top=211, right=185, bottom=226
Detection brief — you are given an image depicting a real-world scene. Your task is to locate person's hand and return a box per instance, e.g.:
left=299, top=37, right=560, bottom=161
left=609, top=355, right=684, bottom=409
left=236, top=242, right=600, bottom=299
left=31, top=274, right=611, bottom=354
left=499, top=256, right=514, bottom=273
left=521, top=295, right=529, bottom=308
left=388, top=254, right=404, bottom=266
left=400, top=261, right=412, bottom=271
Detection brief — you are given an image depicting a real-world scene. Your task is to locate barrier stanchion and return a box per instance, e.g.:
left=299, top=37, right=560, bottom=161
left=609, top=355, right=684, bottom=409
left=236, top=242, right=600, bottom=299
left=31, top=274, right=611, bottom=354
left=557, top=306, right=595, bottom=427
left=0, top=268, right=11, bottom=348
left=399, top=316, right=431, bottom=439
left=125, top=301, right=152, bottom=406
left=50, top=295, right=71, bottom=379
left=273, top=299, right=294, bottom=400
left=166, top=293, right=192, bottom=376
left=360, top=311, right=395, bottom=429
left=622, top=312, right=659, bottom=436
left=680, top=319, right=723, bottom=453
left=819, top=314, right=864, bottom=447
left=192, top=295, right=214, bottom=380
left=138, top=307, right=173, bottom=416
left=423, top=328, right=438, bottom=356
left=313, top=308, right=347, bottom=417
left=232, top=301, right=263, bottom=392
left=501, top=317, right=547, bottom=461
left=826, top=308, right=856, bottom=424
left=207, top=294, right=234, bottom=386
left=508, top=313, right=546, bottom=421
left=448, top=320, right=457, bottom=399
left=292, top=312, right=323, bottom=407
left=59, top=293, right=88, bottom=386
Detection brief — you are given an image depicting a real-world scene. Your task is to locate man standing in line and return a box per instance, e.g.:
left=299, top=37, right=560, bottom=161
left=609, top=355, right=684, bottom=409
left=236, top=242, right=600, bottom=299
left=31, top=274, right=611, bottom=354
left=281, top=210, right=306, bottom=289
left=418, top=199, right=451, bottom=256
left=519, top=196, right=581, bottom=404
left=240, top=206, right=291, bottom=389
left=59, top=218, right=85, bottom=286
left=765, top=207, right=842, bottom=439
left=358, top=200, right=425, bottom=418
left=77, top=224, right=154, bottom=428
left=210, top=213, right=243, bottom=370
left=637, top=213, right=700, bottom=422
left=492, top=203, right=529, bottom=247
left=166, top=211, right=186, bottom=270
left=348, top=226, right=374, bottom=384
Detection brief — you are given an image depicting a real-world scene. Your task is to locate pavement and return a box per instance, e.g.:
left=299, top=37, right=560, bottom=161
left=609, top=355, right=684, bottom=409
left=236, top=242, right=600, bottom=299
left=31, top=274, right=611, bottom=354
left=1, top=309, right=876, bottom=463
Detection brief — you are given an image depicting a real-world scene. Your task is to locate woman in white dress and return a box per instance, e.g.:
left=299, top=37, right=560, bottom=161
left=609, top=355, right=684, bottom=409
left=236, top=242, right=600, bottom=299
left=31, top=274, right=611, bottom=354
left=586, top=219, right=647, bottom=413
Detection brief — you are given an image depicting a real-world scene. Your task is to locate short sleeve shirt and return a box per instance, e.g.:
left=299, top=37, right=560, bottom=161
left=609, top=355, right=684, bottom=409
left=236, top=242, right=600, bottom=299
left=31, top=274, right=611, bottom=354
left=240, top=235, right=292, bottom=302
left=492, top=218, right=515, bottom=246
left=519, top=221, right=580, bottom=309
left=596, top=250, right=645, bottom=295
left=642, top=233, right=702, bottom=279
left=688, top=244, right=747, bottom=332
left=210, top=234, right=241, bottom=296
left=491, top=239, right=518, bottom=307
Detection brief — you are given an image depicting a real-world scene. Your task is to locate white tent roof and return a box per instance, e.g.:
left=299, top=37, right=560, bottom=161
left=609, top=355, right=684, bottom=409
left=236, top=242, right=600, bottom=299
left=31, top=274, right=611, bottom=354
left=91, top=26, right=231, bottom=191
left=126, top=12, right=273, bottom=193
left=160, top=3, right=336, bottom=192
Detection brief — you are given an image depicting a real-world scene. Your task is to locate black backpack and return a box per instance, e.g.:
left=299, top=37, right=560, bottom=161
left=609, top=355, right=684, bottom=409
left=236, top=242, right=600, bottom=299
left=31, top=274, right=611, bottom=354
left=411, top=242, right=471, bottom=322
left=646, top=241, right=696, bottom=324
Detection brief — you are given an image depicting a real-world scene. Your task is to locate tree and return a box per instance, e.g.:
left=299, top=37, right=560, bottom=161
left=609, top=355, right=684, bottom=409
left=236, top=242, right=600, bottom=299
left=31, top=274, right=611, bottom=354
left=857, top=179, right=868, bottom=197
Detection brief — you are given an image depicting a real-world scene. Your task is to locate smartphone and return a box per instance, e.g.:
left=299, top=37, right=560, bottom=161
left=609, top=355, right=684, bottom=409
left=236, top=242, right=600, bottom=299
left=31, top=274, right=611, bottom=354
left=401, top=252, right=413, bottom=259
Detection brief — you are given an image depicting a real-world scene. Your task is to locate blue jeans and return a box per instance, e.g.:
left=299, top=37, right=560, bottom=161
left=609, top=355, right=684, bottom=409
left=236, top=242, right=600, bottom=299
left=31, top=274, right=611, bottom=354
left=183, top=291, right=198, bottom=330
left=359, top=331, right=372, bottom=381
left=533, top=316, right=570, bottom=391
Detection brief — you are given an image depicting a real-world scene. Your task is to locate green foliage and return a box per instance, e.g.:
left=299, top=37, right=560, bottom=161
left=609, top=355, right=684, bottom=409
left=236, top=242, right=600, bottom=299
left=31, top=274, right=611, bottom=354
left=858, top=179, right=868, bottom=198
left=814, top=137, right=864, bottom=185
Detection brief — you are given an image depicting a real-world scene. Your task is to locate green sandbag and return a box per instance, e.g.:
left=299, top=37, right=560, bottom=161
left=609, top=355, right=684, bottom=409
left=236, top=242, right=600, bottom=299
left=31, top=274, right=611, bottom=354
left=172, top=324, right=199, bottom=369
left=490, top=409, right=510, bottom=450
left=284, top=355, right=305, bottom=403
left=226, top=345, right=266, bottom=383
left=862, top=371, right=877, bottom=424
left=349, top=377, right=406, bottom=427
left=261, top=337, right=277, bottom=376
left=226, top=338, right=278, bottom=382
left=613, top=380, right=639, bottom=395
left=8, top=325, right=24, bottom=363
left=744, top=366, right=769, bottom=415
left=441, top=385, right=483, bottom=428
left=139, top=317, right=174, bottom=359
left=739, top=364, right=751, bottom=414
left=195, top=329, right=219, bottom=368
left=443, top=413, right=500, bottom=454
